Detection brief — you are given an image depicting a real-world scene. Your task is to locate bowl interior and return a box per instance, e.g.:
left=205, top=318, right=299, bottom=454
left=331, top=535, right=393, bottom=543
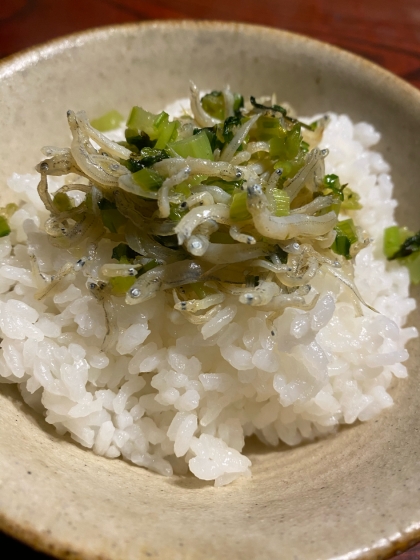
left=0, top=21, right=419, bottom=560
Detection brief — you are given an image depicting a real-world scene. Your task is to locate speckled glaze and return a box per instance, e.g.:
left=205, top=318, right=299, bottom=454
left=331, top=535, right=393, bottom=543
left=0, top=21, right=419, bottom=560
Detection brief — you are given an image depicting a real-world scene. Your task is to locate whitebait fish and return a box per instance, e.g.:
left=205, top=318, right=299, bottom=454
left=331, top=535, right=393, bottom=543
left=29, top=83, right=376, bottom=313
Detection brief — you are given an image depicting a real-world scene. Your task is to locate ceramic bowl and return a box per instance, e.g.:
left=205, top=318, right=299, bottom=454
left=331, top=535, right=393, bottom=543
left=0, top=21, right=419, bottom=560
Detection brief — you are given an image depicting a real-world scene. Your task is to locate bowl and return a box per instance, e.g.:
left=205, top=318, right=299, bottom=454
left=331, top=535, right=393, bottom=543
left=0, top=20, right=420, bottom=560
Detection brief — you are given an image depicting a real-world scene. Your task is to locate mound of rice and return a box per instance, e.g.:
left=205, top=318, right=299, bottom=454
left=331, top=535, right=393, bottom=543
left=0, top=110, right=417, bottom=486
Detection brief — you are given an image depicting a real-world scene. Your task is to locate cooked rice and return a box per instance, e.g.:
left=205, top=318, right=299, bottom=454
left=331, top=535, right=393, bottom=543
left=0, top=107, right=417, bottom=486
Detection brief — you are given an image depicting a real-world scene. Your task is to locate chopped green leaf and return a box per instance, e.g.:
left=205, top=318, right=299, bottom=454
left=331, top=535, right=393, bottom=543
left=112, top=243, right=139, bottom=262
left=139, top=147, right=170, bottom=167
left=124, top=148, right=171, bottom=173
left=403, top=252, right=420, bottom=284
left=109, top=257, right=160, bottom=294
left=132, top=167, right=164, bottom=191
left=323, top=174, right=344, bottom=200
left=122, top=157, right=144, bottom=173
left=117, top=140, right=140, bottom=153
left=91, top=110, right=124, bottom=132
left=300, top=140, right=310, bottom=153
left=271, top=189, right=290, bottom=217
left=341, top=187, right=362, bottom=210
left=127, top=107, right=155, bottom=134
left=153, top=111, right=169, bottom=130
left=109, top=276, right=136, bottom=294
left=201, top=91, right=224, bottom=120
left=0, top=216, right=11, bottom=238
left=230, top=191, right=251, bottom=222
left=322, top=174, right=361, bottom=211
left=124, top=129, right=153, bottom=151
left=175, top=174, right=207, bottom=197
left=250, top=96, right=288, bottom=116
left=249, top=96, right=313, bottom=131
left=274, top=245, right=288, bottom=264
left=233, top=93, right=244, bottom=115
left=169, top=205, right=188, bottom=222
left=331, top=218, right=358, bottom=259
left=222, top=116, right=242, bottom=143
left=155, top=119, right=178, bottom=149
left=285, top=124, right=302, bottom=159
left=201, top=91, right=244, bottom=120
left=273, top=159, right=292, bottom=175
left=170, top=130, right=214, bottom=160
left=386, top=228, right=420, bottom=260
left=190, top=282, right=216, bottom=299
left=140, top=259, right=160, bottom=273
left=53, top=192, right=73, bottom=213
left=258, top=115, right=284, bottom=141
left=331, top=234, right=351, bottom=259
left=98, top=199, right=126, bottom=233
left=0, top=203, right=18, bottom=219
left=126, top=107, right=167, bottom=140
left=194, top=127, right=222, bottom=152
left=273, top=153, right=305, bottom=182
left=384, top=226, right=420, bottom=283
left=334, top=219, right=358, bottom=244
left=174, top=183, right=192, bottom=198
left=383, top=226, right=412, bottom=259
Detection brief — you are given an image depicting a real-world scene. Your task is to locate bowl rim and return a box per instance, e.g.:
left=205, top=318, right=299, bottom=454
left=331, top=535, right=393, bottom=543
left=1, top=18, right=420, bottom=560
left=1, top=17, right=420, bottom=103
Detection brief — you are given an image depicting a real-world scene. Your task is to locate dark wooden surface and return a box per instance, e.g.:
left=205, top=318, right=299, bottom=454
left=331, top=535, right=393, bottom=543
left=0, top=1, right=419, bottom=559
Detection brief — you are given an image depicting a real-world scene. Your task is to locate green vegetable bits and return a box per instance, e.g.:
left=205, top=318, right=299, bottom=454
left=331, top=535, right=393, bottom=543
left=201, top=91, right=244, bottom=120
left=331, top=219, right=358, bottom=259
left=98, top=199, right=126, bottom=234
left=170, top=130, right=214, bottom=160
left=90, top=110, right=124, bottom=132
left=322, top=174, right=361, bottom=211
left=384, top=226, right=420, bottom=284
left=0, top=216, right=10, bottom=238
left=0, top=203, right=16, bottom=238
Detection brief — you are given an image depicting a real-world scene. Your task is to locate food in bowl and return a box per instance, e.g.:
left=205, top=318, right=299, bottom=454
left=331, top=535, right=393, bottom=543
left=0, top=84, right=417, bottom=486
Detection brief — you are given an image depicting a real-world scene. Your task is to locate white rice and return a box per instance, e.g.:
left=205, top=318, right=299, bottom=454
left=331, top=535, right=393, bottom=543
left=0, top=107, right=417, bottom=486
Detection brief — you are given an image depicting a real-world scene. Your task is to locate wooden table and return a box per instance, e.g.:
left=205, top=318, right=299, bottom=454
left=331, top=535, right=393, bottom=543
left=1, top=1, right=419, bottom=559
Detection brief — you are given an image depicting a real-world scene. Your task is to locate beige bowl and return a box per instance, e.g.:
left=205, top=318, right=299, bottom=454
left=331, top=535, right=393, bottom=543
left=1, top=21, right=420, bottom=560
